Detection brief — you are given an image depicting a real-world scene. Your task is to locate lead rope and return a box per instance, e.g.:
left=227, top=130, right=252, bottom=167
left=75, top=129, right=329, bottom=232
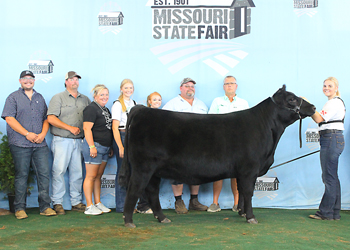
left=270, top=149, right=320, bottom=170
left=299, top=118, right=302, bottom=148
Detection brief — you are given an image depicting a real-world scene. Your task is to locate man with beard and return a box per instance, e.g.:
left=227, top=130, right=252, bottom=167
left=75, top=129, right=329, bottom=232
left=47, top=71, right=90, bottom=215
left=163, top=78, right=208, bottom=214
left=207, top=76, right=249, bottom=213
left=2, top=70, right=56, bottom=219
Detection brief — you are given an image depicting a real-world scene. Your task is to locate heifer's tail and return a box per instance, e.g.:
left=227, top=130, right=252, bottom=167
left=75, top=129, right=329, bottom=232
left=118, top=106, right=139, bottom=187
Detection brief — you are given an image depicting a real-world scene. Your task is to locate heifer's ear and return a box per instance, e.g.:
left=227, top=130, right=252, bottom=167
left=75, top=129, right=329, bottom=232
left=282, top=85, right=286, bottom=91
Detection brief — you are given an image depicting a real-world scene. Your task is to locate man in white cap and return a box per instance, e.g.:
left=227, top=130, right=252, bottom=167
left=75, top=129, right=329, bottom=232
left=163, top=77, right=209, bottom=214
left=47, top=71, right=90, bottom=215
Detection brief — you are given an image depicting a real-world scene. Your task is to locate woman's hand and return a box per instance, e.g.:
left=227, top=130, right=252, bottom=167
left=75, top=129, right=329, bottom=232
left=90, top=147, right=97, bottom=158
left=300, top=96, right=310, bottom=103
left=119, top=146, right=124, bottom=158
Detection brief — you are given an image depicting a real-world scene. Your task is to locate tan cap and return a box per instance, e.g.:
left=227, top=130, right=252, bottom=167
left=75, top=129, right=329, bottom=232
left=180, top=77, right=196, bottom=86
left=65, top=71, right=81, bottom=80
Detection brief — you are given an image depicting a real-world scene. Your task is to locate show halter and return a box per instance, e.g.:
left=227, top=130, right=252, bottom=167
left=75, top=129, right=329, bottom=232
left=270, top=96, right=303, bottom=148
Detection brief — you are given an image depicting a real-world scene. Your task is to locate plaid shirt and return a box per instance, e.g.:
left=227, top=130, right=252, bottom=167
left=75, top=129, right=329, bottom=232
left=1, top=88, right=47, bottom=147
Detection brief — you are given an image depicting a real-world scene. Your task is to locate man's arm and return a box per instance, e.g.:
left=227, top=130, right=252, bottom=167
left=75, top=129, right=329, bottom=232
left=47, top=115, right=80, bottom=136
left=34, top=119, right=49, bottom=144
left=5, top=117, right=38, bottom=142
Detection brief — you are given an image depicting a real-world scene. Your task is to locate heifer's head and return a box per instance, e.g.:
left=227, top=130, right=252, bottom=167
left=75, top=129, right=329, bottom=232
left=272, top=85, right=315, bottom=123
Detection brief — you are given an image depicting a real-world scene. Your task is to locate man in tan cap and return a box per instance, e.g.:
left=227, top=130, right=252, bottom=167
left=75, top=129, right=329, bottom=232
left=163, top=77, right=209, bottom=214
left=47, top=71, right=90, bottom=215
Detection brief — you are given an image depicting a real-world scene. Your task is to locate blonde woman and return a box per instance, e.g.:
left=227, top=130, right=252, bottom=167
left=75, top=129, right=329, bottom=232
left=309, top=77, right=345, bottom=221
left=82, top=84, right=113, bottom=215
left=111, top=79, right=151, bottom=213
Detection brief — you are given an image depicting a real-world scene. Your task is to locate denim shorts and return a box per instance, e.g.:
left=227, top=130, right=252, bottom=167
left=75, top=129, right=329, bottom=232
left=82, top=138, right=110, bottom=164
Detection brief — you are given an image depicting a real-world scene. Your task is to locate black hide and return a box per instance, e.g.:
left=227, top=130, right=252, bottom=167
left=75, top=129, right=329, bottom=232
left=119, top=85, right=316, bottom=227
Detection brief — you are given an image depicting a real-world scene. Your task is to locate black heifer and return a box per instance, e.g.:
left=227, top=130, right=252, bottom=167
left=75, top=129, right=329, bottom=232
left=118, top=85, right=315, bottom=228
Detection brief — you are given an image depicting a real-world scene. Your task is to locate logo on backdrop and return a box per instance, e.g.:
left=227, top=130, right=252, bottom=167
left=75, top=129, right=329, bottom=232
left=146, top=1, right=255, bottom=75
left=27, top=50, right=54, bottom=83
left=294, top=0, right=318, bottom=17
left=147, top=0, right=255, bottom=40
left=254, top=171, right=280, bottom=201
left=98, top=2, right=124, bottom=35
left=305, top=122, right=320, bottom=150
left=255, top=177, right=279, bottom=192
left=101, top=174, right=115, bottom=198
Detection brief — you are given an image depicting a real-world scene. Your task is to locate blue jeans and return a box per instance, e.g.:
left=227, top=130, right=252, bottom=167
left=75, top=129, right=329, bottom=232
left=113, top=131, right=127, bottom=212
left=9, top=145, right=51, bottom=213
left=317, top=131, right=344, bottom=219
left=51, top=136, right=83, bottom=206
left=113, top=132, right=150, bottom=212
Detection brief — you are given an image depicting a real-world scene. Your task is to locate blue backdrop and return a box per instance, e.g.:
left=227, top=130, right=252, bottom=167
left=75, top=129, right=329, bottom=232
left=0, top=0, right=349, bottom=211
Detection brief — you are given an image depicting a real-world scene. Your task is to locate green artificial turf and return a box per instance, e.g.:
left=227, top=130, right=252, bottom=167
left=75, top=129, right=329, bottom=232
left=0, top=208, right=349, bottom=249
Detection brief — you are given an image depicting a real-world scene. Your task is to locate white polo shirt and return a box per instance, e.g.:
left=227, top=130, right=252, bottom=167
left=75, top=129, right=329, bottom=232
left=163, top=95, right=208, bottom=114
left=208, top=95, right=249, bottom=114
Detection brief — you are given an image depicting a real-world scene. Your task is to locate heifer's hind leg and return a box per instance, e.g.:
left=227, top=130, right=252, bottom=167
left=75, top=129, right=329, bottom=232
left=123, top=173, right=152, bottom=228
left=145, top=176, right=171, bottom=224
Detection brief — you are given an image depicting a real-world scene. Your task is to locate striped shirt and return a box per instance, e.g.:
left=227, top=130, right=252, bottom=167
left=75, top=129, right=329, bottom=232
left=1, top=88, right=47, bottom=147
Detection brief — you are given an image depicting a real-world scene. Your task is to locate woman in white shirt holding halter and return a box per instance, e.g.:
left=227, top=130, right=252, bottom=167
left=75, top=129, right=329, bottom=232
left=309, top=77, right=345, bottom=221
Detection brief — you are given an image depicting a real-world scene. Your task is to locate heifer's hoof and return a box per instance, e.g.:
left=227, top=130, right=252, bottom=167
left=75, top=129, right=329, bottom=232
left=239, top=213, right=246, bottom=218
left=125, top=223, right=136, bottom=228
left=247, top=218, right=258, bottom=224
left=160, top=218, right=171, bottom=224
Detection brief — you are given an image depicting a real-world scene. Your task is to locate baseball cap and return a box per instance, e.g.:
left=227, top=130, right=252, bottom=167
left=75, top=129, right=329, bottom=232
left=65, top=71, right=81, bottom=80
left=180, top=77, right=196, bottom=86
left=19, top=70, right=35, bottom=79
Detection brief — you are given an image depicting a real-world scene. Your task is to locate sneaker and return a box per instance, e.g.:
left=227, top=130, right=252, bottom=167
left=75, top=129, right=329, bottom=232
left=72, top=203, right=86, bottom=212
left=40, top=208, right=57, bottom=216
left=175, top=200, right=188, bottom=214
left=15, top=210, right=28, bottom=220
left=84, top=205, right=103, bottom=215
left=189, top=198, right=208, bottom=211
left=232, top=204, right=239, bottom=212
left=207, top=203, right=221, bottom=212
left=54, top=204, right=65, bottom=215
left=95, top=202, right=111, bottom=213
left=137, top=208, right=153, bottom=214
left=309, top=214, right=333, bottom=221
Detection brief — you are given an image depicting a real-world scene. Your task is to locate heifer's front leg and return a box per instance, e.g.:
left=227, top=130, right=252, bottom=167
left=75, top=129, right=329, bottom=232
left=242, top=192, right=258, bottom=224
left=145, top=176, right=171, bottom=224
left=237, top=194, right=246, bottom=218
left=240, top=176, right=258, bottom=224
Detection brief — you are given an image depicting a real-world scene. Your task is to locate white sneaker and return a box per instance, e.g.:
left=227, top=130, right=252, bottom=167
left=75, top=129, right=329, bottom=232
left=95, top=202, right=111, bottom=213
left=84, top=205, right=103, bottom=215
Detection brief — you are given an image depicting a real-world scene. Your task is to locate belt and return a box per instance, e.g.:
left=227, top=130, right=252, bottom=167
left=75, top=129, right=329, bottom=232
left=53, top=135, right=83, bottom=139
left=319, top=129, right=342, bottom=136
left=119, top=129, right=126, bottom=133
